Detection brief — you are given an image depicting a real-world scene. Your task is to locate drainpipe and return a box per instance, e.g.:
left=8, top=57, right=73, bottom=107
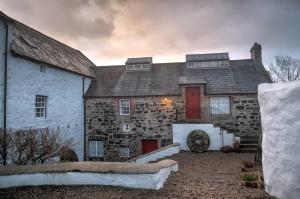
left=3, top=21, right=8, bottom=166
left=82, top=77, right=86, bottom=161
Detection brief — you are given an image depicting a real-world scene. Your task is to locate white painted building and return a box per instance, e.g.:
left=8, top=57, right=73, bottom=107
left=0, top=12, right=95, bottom=161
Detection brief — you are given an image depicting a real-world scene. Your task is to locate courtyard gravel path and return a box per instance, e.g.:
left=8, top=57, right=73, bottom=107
left=0, top=152, right=274, bottom=199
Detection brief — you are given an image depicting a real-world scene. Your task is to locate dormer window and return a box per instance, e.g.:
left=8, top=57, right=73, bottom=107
left=125, top=57, right=152, bottom=71
left=126, top=64, right=150, bottom=71
left=186, top=53, right=230, bottom=68
left=187, top=61, right=229, bottom=68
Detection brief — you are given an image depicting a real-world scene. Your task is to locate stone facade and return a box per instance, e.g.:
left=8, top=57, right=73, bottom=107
left=86, top=91, right=262, bottom=161
left=86, top=96, right=183, bottom=161
left=231, top=94, right=261, bottom=137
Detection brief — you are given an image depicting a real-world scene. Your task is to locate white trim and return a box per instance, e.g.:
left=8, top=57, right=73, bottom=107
left=35, top=95, right=47, bottom=118
left=119, top=99, right=130, bottom=115
left=89, top=140, right=104, bottom=157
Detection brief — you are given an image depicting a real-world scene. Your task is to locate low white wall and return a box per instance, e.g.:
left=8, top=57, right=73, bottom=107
left=259, top=81, right=300, bottom=199
left=132, top=144, right=180, bottom=164
left=0, top=164, right=178, bottom=190
left=172, top=123, right=233, bottom=151
left=0, top=160, right=178, bottom=190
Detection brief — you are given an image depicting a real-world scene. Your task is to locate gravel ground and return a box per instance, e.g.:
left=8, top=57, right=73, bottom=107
left=0, top=152, right=274, bottom=199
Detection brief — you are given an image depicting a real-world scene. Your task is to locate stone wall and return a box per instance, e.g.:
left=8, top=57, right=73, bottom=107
left=85, top=96, right=183, bottom=161
left=231, top=94, right=261, bottom=137
left=86, top=93, right=261, bottom=161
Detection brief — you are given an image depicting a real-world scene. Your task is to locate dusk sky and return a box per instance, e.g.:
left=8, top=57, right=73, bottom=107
left=1, top=0, right=299, bottom=67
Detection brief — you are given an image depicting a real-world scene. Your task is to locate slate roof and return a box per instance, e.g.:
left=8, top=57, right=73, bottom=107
left=0, top=11, right=95, bottom=77
left=85, top=59, right=272, bottom=97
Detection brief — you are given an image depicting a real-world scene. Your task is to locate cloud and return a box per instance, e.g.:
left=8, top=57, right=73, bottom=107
left=0, top=0, right=300, bottom=66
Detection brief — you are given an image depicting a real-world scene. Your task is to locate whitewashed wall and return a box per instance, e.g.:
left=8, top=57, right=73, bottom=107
left=173, top=123, right=233, bottom=150
left=0, top=20, right=6, bottom=128
left=259, top=81, right=300, bottom=199
left=1, top=20, right=92, bottom=161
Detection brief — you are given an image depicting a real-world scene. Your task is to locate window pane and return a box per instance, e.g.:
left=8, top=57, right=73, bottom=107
left=89, top=141, right=104, bottom=157
left=35, top=96, right=47, bottom=118
left=119, top=147, right=130, bottom=157
left=119, top=99, right=130, bottom=115
left=210, top=97, right=230, bottom=114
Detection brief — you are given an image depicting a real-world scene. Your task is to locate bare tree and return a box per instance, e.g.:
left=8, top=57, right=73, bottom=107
left=269, top=55, right=300, bottom=82
left=0, top=128, right=73, bottom=165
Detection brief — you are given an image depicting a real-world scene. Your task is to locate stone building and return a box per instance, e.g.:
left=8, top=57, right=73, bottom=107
left=0, top=12, right=95, bottom=161
left=85, top=43, right=272, bottom=161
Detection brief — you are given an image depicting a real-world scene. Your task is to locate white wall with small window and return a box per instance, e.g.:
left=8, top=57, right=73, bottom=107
left=119, top=99, right=130, bottom=115
left=210, top=96, right=230, bottom=114
left=119, top=147, right=130, bottom=158
left=5, top=52, right=92, bottom=161
left=89, top=140, right=104, bottom=158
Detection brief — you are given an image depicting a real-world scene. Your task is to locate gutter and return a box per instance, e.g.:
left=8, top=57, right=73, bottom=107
left=82, top=77, right=86, bottom=161
left=3, top=20, right=8, bottom=166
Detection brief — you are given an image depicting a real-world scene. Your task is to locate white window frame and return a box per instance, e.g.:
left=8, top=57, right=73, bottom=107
left=35, top=95, right=47, bottom=118
left=89, top=140, right=104, bottom=157
left=210, top=96, right=230, bottom=114
left=119, top=99, right=130, bottom=115
left=126, top=64, right=150, bottom=71
left=119, top=147, right=130, bottom=158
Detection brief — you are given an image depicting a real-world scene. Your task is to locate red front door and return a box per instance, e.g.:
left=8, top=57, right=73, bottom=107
left=185, top=87, right=201, bottom=119
left=142, top=140, right=158, bottom=154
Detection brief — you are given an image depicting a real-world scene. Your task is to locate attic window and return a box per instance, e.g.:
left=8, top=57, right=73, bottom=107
left=126, top=64, right=150, bottom=71
left=20, top=36, right=38, bottom=49
left=187, top=61, right=229, bottom=68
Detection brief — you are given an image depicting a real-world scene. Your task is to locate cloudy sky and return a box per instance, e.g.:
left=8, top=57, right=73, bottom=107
left=1, top=0, right=299, bottom=66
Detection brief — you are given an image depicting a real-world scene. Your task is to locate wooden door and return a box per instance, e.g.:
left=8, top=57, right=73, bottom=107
left=185, top=87, right=201, bottom=119
left=142, top=140, right=158, bottom=154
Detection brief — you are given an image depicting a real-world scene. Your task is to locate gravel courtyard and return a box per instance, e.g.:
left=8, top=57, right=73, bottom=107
left=0, top=152, right=274, bottom=199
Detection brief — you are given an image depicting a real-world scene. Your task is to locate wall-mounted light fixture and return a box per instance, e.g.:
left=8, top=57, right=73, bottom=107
left=163, top=97, right=172, bottom=108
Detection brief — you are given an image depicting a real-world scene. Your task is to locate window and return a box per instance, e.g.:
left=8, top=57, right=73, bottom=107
left=119, top=99, right=130, bottom=115
left=119, top=147, right=130, bottom=157
left=89, top=140, right=104, bottom=157
left=186, top=61, right=229, bottom=68
left=126, top=64, right=150, bottom=71
left=210, top=96, right=230, bottom=114
left=35, top=96, right=47, bottom=118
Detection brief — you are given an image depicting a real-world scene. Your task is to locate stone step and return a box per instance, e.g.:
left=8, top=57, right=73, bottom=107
left=233, top=148, right=257, bottom=153
left=240, top=137, right=258, bottom=144
left=240, top=140, right=258, bottom=144
left=240, top=144, right=258, bottom=148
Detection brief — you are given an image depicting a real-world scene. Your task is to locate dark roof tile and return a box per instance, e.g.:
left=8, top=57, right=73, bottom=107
left=85, top=60, right=272, bottom=97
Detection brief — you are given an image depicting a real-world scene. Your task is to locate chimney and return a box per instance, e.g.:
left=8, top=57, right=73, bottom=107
left=250, top=42, right=262, bottom=64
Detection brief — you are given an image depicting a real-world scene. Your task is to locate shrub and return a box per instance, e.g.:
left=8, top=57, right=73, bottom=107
left=1, top=128, right=73, bottom=165
left=241, top=173, right=256, bottom=181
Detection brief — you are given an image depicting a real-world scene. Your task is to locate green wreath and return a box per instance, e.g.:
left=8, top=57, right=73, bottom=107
left=187, top=130, right=210, bottom=153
